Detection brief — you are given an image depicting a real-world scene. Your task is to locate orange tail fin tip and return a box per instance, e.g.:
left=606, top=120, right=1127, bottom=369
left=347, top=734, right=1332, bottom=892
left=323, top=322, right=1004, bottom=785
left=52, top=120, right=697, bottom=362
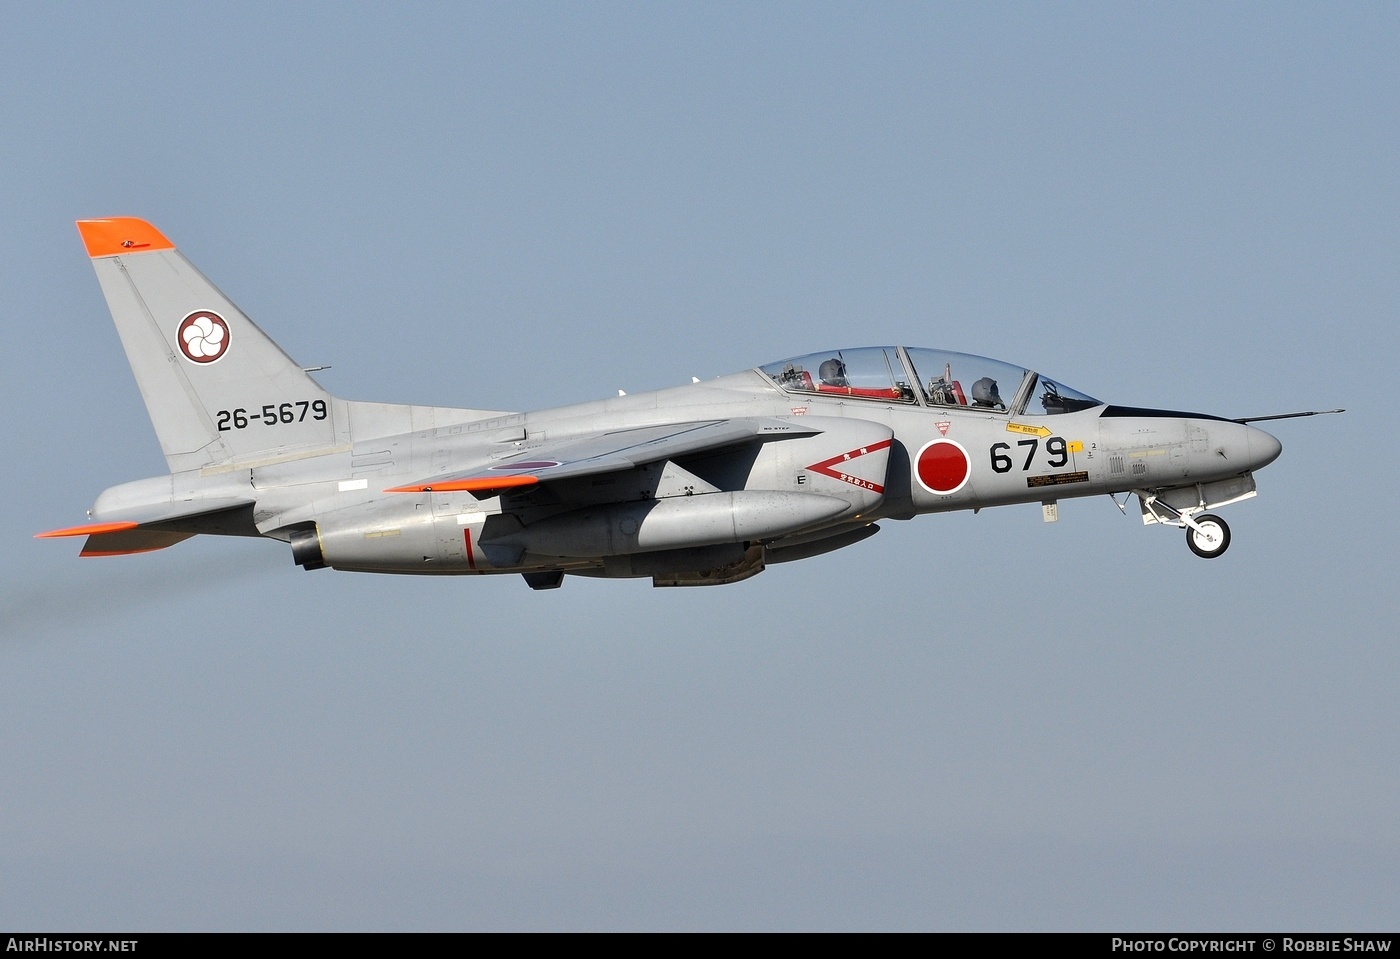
left=75, top=218, right=174, bottom=258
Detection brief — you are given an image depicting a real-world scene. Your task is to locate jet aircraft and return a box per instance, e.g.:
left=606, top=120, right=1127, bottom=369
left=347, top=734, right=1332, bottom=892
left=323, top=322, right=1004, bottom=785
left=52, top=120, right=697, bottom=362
left=38, top=217, right=1333, bottom=588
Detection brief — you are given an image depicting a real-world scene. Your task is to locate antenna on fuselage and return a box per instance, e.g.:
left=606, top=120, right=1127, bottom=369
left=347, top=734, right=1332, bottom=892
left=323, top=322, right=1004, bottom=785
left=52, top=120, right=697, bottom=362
left=1231, top=409, right=1345, bottom=424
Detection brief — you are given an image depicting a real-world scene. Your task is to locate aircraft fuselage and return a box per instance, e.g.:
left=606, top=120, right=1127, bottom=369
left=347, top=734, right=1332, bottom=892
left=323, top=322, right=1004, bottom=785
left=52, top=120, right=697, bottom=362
left=41, top=219, right=1296, bottom=586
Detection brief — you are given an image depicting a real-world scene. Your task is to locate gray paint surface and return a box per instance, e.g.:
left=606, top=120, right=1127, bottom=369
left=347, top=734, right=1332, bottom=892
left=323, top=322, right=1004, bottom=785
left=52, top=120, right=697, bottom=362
left=53, top=234, right=1285, bottom=578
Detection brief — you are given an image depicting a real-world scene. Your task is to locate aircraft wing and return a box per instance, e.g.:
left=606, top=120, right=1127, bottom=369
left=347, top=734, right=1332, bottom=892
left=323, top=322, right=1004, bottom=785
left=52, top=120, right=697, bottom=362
left=36, top=497, right=255, bottom=556
left=387, top=417, right=820, bottom=495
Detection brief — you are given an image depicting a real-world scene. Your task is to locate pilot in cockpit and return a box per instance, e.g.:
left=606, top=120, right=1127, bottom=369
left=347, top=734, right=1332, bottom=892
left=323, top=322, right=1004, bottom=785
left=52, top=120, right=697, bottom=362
left=819, top=358, right=849, bottom=387
left=970, top=376, right=1006, bottom=411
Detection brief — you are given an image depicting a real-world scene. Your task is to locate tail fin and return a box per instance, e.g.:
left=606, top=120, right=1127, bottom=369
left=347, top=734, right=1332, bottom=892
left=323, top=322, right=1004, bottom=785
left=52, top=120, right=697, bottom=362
left=78, top=218, right=340, bottom=472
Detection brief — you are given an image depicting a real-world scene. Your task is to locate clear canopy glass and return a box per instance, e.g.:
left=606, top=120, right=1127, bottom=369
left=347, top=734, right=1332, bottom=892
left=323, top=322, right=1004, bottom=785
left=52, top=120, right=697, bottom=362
left=760, top=347, right=916, bottom=404
left=758, top=346, right=1100, bottom=416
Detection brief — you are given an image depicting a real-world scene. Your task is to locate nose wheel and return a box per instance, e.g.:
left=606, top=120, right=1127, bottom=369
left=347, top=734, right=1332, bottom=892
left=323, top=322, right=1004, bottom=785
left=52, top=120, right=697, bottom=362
left=1185, top=513, right=1231, bottom=558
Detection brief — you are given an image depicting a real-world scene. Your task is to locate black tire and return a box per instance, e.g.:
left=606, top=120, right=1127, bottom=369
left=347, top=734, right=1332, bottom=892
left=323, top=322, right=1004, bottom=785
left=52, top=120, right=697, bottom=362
left=1186, top=513, right=1231, bottom=558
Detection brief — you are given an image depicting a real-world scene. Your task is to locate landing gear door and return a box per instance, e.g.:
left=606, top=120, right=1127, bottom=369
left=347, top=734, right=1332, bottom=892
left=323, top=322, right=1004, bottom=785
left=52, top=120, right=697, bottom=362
left=1138, top=473, right=1258, bottom=526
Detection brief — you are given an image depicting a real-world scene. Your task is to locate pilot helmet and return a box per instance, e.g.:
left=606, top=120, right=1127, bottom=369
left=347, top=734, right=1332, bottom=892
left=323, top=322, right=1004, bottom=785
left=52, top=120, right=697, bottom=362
left=819, top=358, right=848, bottom=386
left=971, top=376, right=1003, bottom=407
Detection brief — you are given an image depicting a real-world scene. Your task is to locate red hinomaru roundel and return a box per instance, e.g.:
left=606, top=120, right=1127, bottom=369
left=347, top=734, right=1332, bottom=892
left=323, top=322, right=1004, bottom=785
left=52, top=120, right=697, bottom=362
left=177, top=311, right=230, bottom=364
left=915, top=438, right=971, bottom=495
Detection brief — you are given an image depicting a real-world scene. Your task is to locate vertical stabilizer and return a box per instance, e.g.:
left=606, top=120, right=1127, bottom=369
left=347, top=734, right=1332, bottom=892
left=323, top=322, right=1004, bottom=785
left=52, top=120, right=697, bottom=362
left=78, top=218, right=338, bottom=472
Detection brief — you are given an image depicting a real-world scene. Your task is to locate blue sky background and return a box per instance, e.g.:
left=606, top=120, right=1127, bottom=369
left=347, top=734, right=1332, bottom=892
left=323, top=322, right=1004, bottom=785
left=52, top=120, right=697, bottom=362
left=1, top=2, right=1395, bottom=930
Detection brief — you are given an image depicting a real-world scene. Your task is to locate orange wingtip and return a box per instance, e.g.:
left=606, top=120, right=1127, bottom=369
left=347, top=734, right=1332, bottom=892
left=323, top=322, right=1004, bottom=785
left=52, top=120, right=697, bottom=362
left=384, top=475, right=541, bottom=494
left=76, top=218, right=175, bottom=258
left=35, top=521, right=140, bottom=539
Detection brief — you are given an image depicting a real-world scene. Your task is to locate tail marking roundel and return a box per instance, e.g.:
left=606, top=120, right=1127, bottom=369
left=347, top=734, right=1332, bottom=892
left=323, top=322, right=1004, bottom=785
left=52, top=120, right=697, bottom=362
left=177, top=311, right=231, bottom=363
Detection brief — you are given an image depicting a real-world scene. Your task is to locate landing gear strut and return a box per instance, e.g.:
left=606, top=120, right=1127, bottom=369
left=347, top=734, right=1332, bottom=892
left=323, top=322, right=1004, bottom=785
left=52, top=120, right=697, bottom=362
left=1185, top=513, right=1231, bottom=559
left=1138, top=491, right=1237, bottom=559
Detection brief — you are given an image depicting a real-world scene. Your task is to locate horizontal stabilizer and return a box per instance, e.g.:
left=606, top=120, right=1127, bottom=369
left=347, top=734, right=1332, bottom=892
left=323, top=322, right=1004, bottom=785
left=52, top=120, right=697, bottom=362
left=37, top=498, right=255, bottom=556
left=35, top=520, right=140, bottom=539
left=35, top=520, right=195, bottom=557
left=81, top=529, right=195, bottom=557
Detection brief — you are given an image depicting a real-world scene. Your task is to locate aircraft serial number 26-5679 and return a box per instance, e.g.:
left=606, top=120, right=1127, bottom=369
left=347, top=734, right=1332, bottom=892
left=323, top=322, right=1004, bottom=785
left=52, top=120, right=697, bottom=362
left=37, top=218, right=1338, bottom=589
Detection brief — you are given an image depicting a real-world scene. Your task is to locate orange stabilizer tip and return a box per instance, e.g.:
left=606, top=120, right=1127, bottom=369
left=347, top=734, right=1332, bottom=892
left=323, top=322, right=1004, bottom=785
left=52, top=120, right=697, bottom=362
left=80, top=546, right=169, bottom=557
left=75, top=218, right=175, bottom=258
left=35, top=521, right=140, bottom=539
left=384, top=475, right=541, bottom=494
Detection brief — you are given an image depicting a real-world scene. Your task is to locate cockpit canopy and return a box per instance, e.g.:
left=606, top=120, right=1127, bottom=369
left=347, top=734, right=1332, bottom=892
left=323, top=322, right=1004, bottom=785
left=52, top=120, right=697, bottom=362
left=758, top=346, right=1100, bottom=416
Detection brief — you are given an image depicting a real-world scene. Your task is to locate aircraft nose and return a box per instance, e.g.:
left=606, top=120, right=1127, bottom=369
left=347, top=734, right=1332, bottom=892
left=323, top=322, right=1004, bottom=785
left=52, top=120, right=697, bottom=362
left=1247, top=426, right=1283, bottom=470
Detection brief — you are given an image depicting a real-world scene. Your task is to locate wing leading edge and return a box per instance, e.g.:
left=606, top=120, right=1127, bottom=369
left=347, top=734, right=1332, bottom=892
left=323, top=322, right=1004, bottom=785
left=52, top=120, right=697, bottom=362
left=386, top=417, right=820, bottom=495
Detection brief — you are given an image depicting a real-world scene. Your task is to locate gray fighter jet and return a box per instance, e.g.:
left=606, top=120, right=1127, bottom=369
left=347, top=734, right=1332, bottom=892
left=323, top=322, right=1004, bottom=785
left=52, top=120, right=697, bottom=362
left=38, top=218, right=1333, bottom=588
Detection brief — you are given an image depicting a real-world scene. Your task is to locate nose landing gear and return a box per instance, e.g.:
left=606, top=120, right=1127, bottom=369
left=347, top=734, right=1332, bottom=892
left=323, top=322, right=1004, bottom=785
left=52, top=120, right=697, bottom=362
left=1185, top=513, right=1231, bottom=559
left=1137, top=488, right=1242, bottom=559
